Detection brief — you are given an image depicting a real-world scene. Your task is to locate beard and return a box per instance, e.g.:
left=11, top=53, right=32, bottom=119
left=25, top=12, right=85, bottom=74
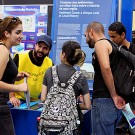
left=33, top=50, right=49, bottom=63
left=87, top=41, right=94, bottom=48
left=87, top=36, right=95, bottom=48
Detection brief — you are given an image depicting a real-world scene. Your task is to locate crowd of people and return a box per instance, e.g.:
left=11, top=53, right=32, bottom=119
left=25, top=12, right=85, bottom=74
left=0, top=15, right=135, bottom=135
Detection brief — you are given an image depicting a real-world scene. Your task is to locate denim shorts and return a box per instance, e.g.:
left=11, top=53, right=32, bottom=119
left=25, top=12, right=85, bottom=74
left=91, top=98, right=121, bottom=135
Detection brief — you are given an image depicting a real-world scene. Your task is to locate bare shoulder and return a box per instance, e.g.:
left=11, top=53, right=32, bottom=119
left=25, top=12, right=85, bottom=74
left=95, top=39, right=112, bottom=54
left=0, top=45, right=9, bottom=57
left=0, top=45, right=9, bottom=50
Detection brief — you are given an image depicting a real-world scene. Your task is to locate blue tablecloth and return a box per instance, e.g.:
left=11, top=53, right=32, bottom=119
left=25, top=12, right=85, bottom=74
left=11, top=102, right=91, bottom=135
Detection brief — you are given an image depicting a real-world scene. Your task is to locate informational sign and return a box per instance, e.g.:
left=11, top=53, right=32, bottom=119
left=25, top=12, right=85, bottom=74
left=52, top=0, right=117, bottom=67
left=0, top=5, right=48, bottom=53
left=51, top=0, right=117, bottom=92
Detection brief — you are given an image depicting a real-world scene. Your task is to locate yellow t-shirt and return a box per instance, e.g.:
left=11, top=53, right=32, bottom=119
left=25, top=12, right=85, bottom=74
left=14, top=51, right=53, bottom=101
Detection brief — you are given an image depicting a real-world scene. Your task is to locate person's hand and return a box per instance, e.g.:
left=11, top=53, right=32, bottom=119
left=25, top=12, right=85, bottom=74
left=113, top=95, right=126, bottom=109
left=9, top=97, right=20, bottom=107
left=15, top=71, right=30, bottom=81
left=17, top=83, right=28, bottom=92
left=77, top=94, right=84, bottom=103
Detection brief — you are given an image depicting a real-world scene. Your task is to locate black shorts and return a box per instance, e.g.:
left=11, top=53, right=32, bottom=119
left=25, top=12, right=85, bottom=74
left=0, top=105, right=15, bottom=135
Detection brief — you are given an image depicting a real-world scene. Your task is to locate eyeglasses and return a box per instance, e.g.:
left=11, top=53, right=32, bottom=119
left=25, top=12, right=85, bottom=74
left=5, top=17, right=20, bottom=31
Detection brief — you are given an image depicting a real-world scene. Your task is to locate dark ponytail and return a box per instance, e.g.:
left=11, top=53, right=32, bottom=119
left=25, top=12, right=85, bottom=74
left=62, top=41, right=86, bottom=66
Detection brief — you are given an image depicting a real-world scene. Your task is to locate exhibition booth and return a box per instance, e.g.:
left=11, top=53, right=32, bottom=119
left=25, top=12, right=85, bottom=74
left=0, top=0, right=134, bottom=134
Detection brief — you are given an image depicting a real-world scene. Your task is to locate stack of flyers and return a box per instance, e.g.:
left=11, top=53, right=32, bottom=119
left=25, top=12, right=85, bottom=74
left=122, top=103, right=135, bottom=129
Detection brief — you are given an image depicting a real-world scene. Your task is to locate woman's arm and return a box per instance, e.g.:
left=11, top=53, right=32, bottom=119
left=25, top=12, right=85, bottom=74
left=41, top=85, right=47, bottom=102
left=79, top=93, right=91, bottom=110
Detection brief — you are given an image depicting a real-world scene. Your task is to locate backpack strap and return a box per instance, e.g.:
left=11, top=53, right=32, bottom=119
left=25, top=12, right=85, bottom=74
left=52, top=65, right=81, bottom=87
left=67, top=70, right=81, bottom=87
left=51, top=65, right=60, bottom=84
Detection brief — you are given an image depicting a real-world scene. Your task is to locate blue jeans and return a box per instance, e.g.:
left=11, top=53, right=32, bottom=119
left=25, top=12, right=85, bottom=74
left=91, top=98, right=121, bottom=135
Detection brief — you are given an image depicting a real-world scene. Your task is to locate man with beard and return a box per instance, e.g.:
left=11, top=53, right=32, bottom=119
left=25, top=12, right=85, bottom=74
left=9, top=35, right=53, bottom=107
left=84, top=22, right=125, bottom=135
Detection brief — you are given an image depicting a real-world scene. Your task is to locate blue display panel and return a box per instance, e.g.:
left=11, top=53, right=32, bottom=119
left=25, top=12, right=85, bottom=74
left=121, top=0, right=134, bottom=41
left=51, top=0, right=117, bottom=65
left=0, top=5, right=49, bottom=53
